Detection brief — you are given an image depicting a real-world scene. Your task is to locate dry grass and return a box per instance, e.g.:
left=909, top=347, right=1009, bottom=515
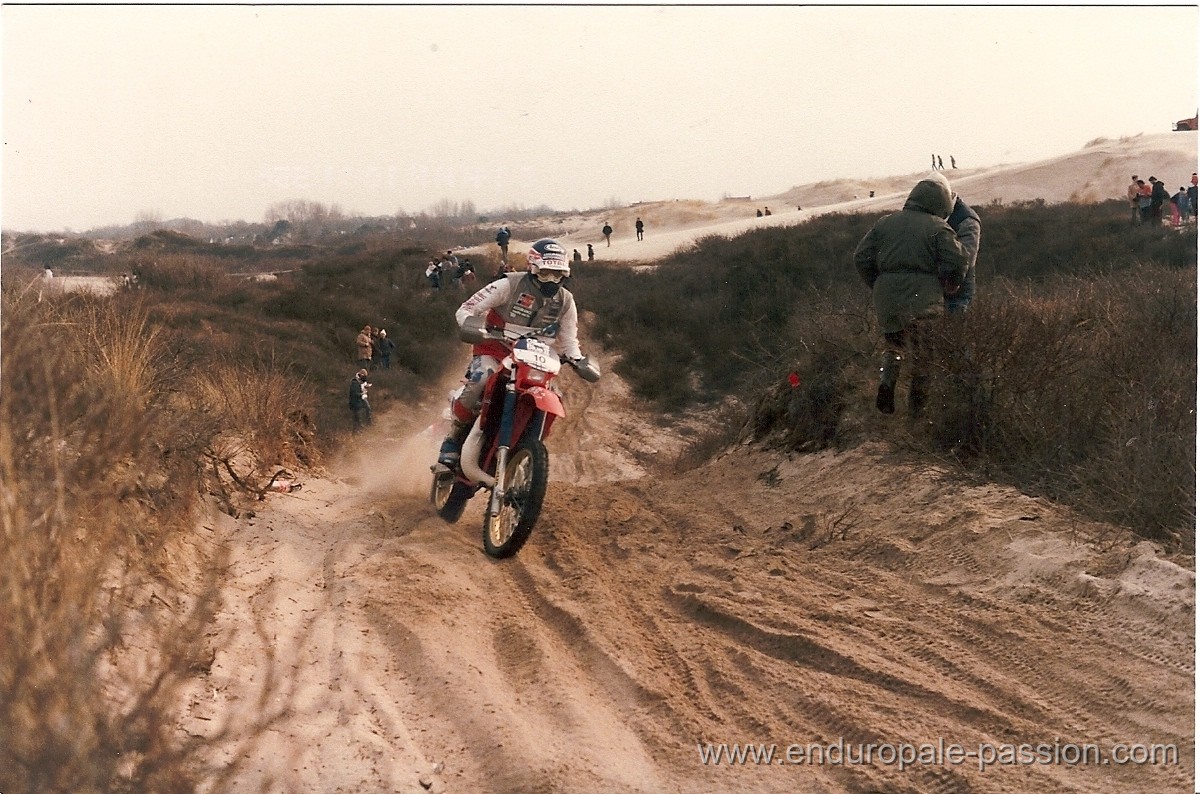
left=0, top=288, right=304, bottom=792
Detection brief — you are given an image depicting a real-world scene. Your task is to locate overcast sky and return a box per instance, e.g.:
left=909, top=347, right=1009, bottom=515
left=3, top=4, right=1197, bottom=232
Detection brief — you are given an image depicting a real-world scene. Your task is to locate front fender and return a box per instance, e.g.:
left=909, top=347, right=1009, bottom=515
left=524, top=386, right=565, bottom=417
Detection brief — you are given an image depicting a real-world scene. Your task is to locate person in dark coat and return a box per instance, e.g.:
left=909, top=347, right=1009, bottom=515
left=377, top=329, right=396, bottom=369
left=854, top=172, right=967, bottom=415
left=495, top=225, right=511, bottom=264
left=635, top=217, right=645, bottom=240
left=348, top=369, right=372, bottom=432
left=602, top=223, right=613, bottom=246
left=944, top=195, right=981, bottom=314
left=1149, top=177, right=1169, bottom=225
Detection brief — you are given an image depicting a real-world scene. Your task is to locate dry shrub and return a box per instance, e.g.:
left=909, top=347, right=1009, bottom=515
left=0, top=291, right=222, bottom=792
left=187, top=356, right=318, bottom=476
left=921, top=266, right=1196, bottom=546
left=0, top=291, right=296, bottom=792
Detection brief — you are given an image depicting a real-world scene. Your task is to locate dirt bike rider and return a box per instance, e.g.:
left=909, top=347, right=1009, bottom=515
left=437, top=238, right=585, bottom=468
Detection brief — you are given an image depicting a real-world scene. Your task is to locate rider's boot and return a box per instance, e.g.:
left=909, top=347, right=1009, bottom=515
left=438, top=419, right=473, bottom=468
left=876, top=351, right=902, bottom=415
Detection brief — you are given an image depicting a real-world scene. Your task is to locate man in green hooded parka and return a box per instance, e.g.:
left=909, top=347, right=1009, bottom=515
left=854, top=172, right=967, bottom=415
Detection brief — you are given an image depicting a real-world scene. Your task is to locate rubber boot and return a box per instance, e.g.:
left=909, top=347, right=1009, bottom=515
left=876, top=351, right=901, bottom=415
left=438, top=419, right=473, bottom=467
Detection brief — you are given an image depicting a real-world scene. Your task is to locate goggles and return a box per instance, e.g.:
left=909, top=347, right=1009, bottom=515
left=536, top=269, right=565, bottom=283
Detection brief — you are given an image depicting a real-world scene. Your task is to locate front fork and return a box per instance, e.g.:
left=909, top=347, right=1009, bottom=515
left=486, top=385, right=518, bottom=520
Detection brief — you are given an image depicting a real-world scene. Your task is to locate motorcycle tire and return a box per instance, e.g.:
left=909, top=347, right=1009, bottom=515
left=432, top=471, right=473, bottom=524
left=482, top=437, right=548, bottom=558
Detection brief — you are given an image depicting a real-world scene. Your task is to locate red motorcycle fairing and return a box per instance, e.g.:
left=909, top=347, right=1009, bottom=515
left=481, top=391, right=559, bottom=474
left=524, top=385, right=565, bottom=418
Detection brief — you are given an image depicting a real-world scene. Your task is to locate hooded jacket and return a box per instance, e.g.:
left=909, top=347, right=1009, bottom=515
left=853, top=174, right=967, bottom=333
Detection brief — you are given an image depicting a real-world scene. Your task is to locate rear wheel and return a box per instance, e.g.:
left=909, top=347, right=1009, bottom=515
left=482, top=437, right=548, bottom=558
left=431, top=469, right=473, bottom=523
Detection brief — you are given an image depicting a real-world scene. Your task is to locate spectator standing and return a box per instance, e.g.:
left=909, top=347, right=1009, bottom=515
left=1127, top=175, right=1142, bottom=225
left=1172, top=187, right=1189, bottom=226
left=931, top=154, right=937, bottom=170
left=377, top=329, right=396, bottom=369
left=854, top=172, right=967, bottom=415
left=602, top=222, right=613, bottom=246
left=1149, top=177, right=1169, bottom=225
left=587, top=243, right=595, bottom=261
left=355, top=325, right=374, bottom=370
left=944, top=194, right=982, bottom=314
left=937, top=155, right=944, bottom=170
left=1137, top=180, right=1152, bottom=222
left=495, top=226, right=511, bottom=264
left=1189, top=173, right=1198, bottom=219
left=426, top=259, right=442, bottom=290
left=764, top=207, right=772, bottom=216
left=950, top=155, right=957, bottom=169
left=572, top=248, right=583, bottom=267
left=370, top=328, right=383, bottom=369
left=635, top=217, right=645, bottom=240
left=348, top=369, right=372, bottom=433
left=756, top=209, right=763, bottom=218
left=458, top=257, right=477, bottom=290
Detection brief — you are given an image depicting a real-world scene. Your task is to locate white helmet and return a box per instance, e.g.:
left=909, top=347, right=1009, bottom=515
left=527, top=238, right=570, bottom=280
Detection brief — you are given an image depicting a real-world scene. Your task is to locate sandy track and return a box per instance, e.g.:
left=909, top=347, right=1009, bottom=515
left=189, top=395, right=1193, bottom=793
left=187, top=132, right=1195, bottom=791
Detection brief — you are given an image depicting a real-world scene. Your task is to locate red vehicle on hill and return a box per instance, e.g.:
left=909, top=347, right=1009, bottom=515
left=1173, top=114, right=1197, bottom=132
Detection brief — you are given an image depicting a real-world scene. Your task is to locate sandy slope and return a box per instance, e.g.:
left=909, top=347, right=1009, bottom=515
left=472, top=132, right=1197, bottom=265
left=186, top=132, right=1196, bottom=793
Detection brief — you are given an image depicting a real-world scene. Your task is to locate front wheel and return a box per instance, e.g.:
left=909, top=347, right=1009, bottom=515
left=483, top=437, right=549, bottom=558
left=432, top=469, right=474, bottom=523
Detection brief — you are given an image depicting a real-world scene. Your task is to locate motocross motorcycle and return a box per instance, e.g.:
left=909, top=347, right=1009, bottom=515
left=430, top=314, right=601, bottom=558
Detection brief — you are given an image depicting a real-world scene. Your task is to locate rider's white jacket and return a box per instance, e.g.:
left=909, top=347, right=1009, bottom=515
left=456, top=272, right=583, bottom=361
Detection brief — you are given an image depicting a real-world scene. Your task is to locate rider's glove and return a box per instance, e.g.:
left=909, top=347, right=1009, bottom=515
left=485, top=309, right=506, bottom=332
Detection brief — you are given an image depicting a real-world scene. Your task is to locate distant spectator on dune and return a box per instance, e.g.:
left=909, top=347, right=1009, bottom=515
left=950, top=155, right=957, bottom=169
left=1149, top=177, right=1169, bottom=224
left=1137, top=180, right=1152, bottom=222
left=602, top=222, right=613, bottom=246
left=370, top=327, right=383, bottom=369
left=495, top=226, right=511, bottom=263
left=587, top=243, right=595, bottom=261
left=1189, top=173, right=1198, bottom=218
left=1172, top=187, right=1188, bottom=226
left=756, top=209, right=763, bottom=218
left=348, top=369, right=372, bottom=433
left=356, top=325, right=374, bottom=369
left=1127, top=175, right=1142, bottom=225
left=573, top=248, right=583, bottom=267
left=635, top=217, right=645, bottom=240
left=764, top=207, right=771, bottom=216
left=377, top=329, right=396, bottom=369
left=937, top=155, right=944, bottom=170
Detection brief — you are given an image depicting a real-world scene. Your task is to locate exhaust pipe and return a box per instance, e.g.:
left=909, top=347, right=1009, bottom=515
left=459, top=418, right=496, bottom=488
